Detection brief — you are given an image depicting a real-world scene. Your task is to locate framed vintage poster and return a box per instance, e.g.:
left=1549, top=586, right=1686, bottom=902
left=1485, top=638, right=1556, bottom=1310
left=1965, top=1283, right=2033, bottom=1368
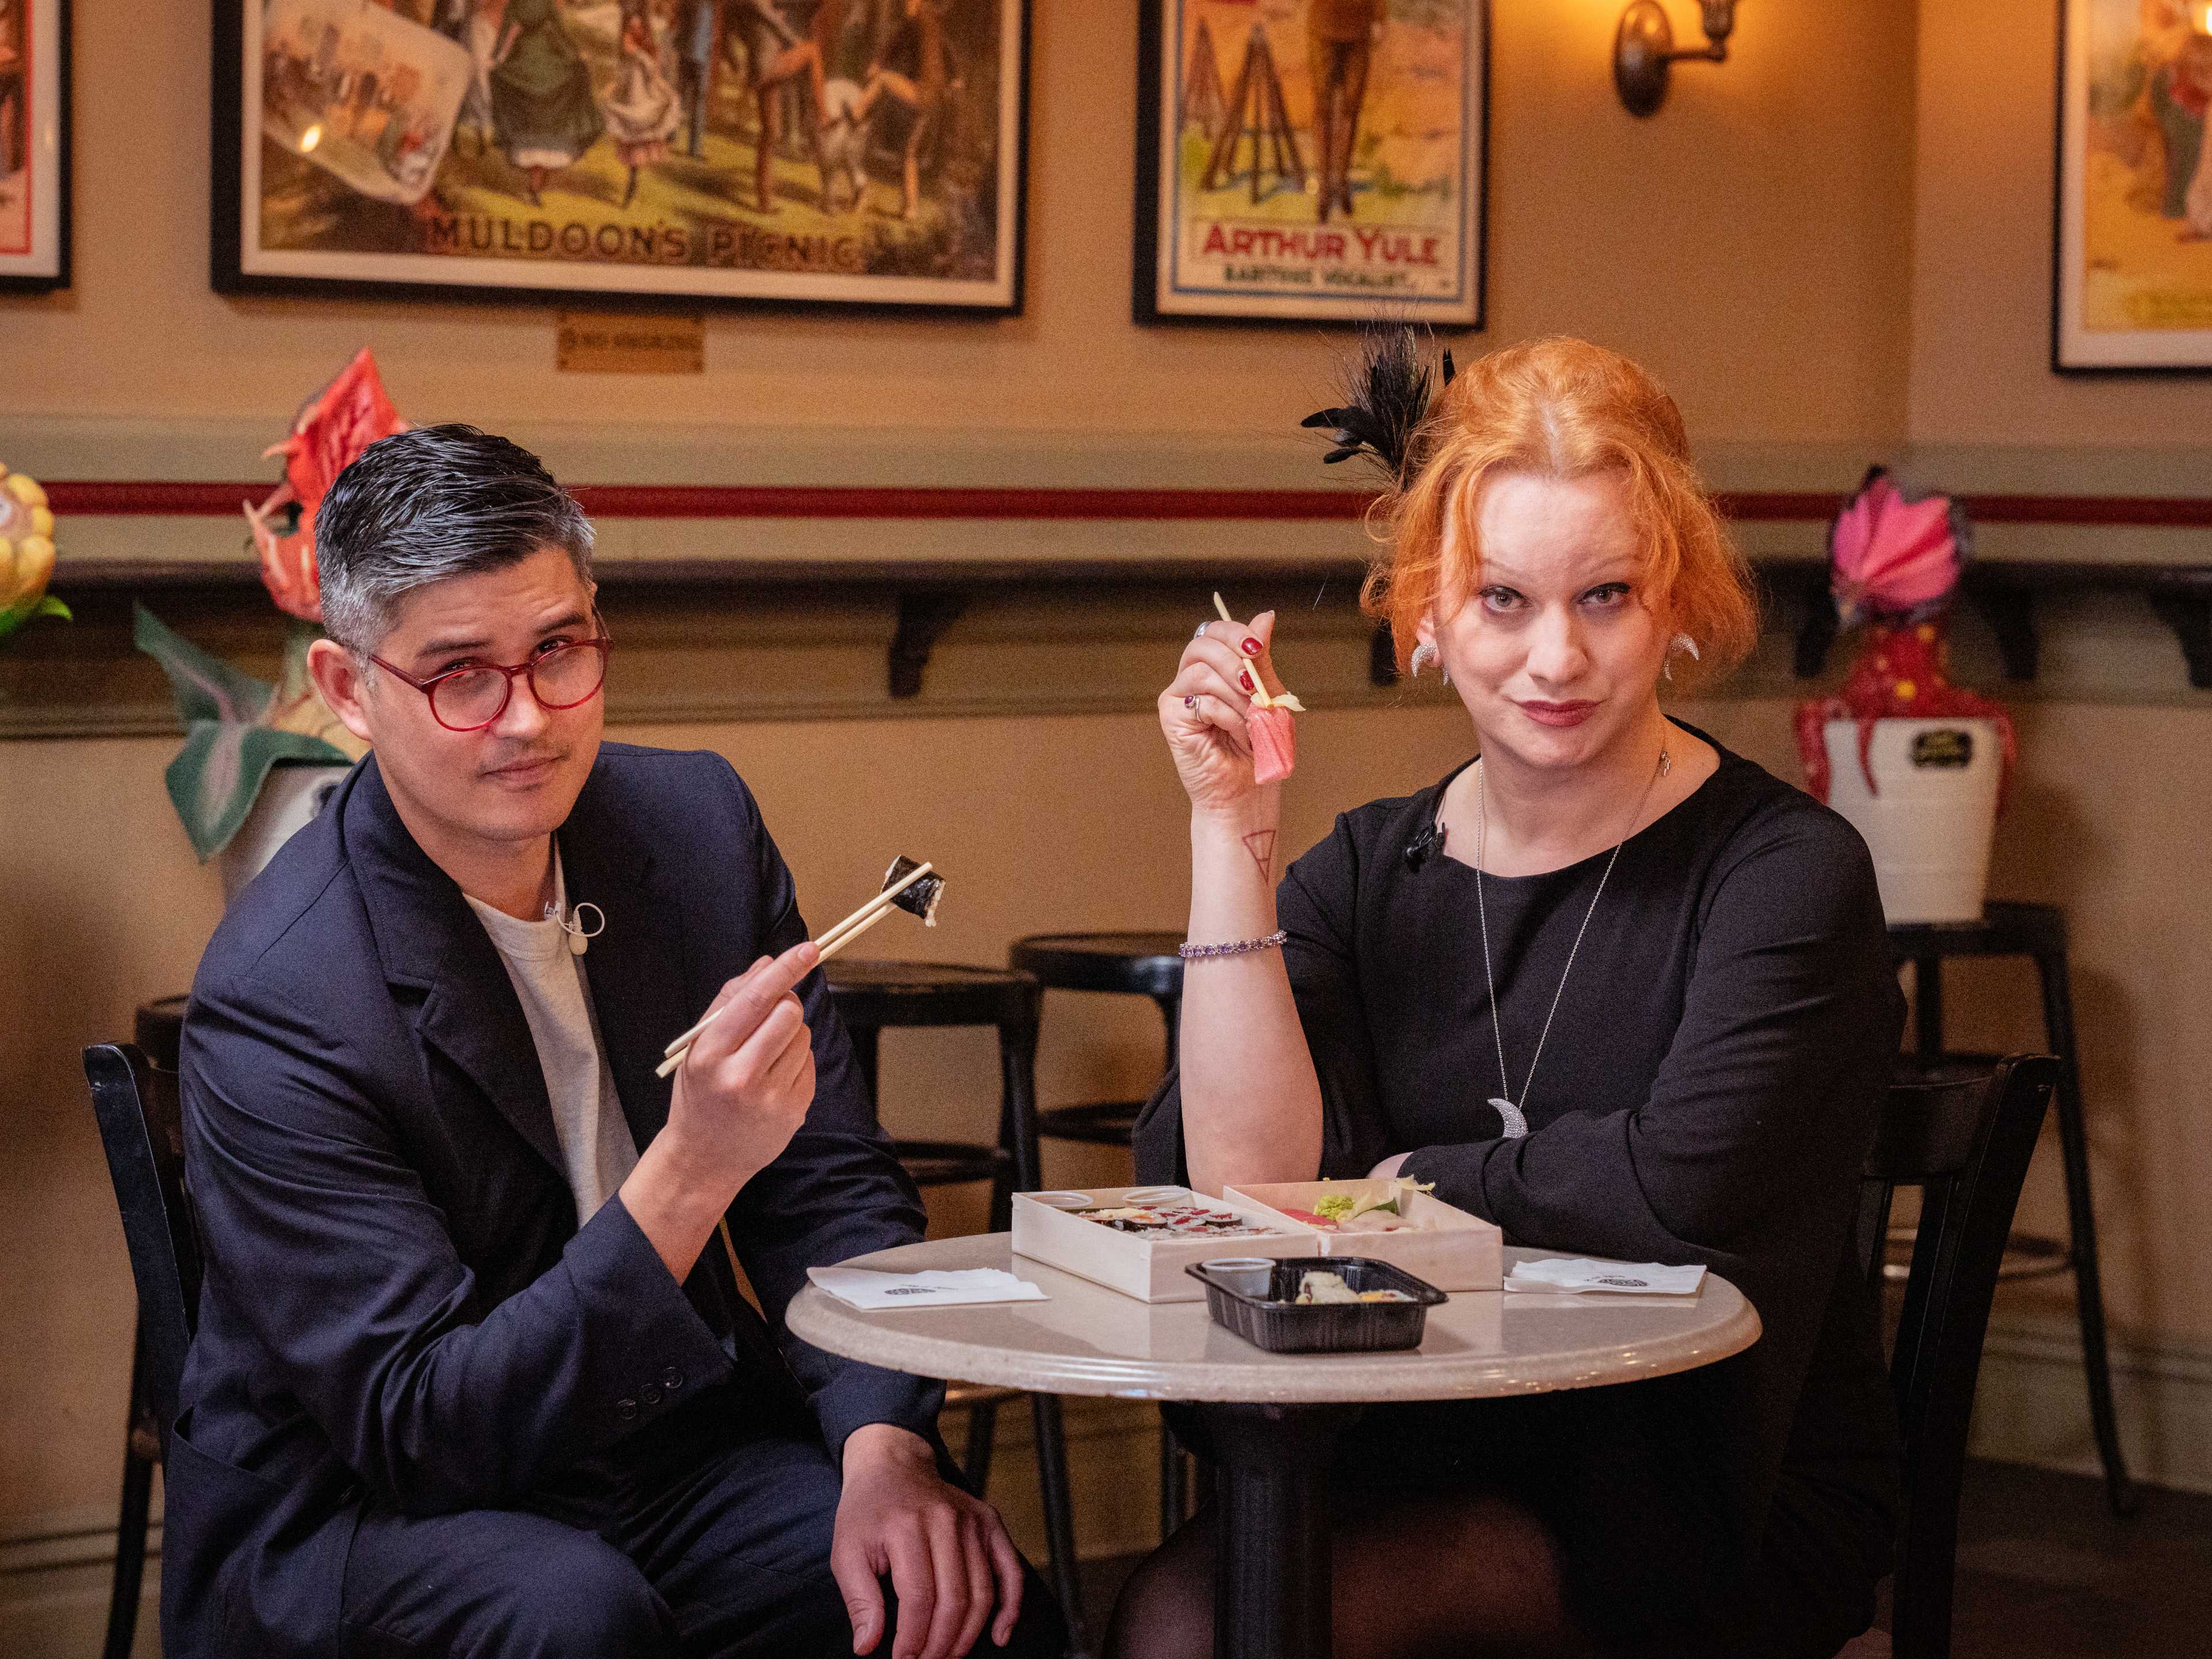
left=0, top=0, right=69, bottom=291
left=2054, top=1, right=2212, bottom=370
left=1134, top=0, right=1485, bottom=327
left=213, top=1, right=1027, bottom=313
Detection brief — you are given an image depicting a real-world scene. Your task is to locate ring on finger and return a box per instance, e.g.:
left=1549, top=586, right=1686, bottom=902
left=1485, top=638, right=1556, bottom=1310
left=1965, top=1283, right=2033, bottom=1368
left=1184, top=695, right=1197, bottom=709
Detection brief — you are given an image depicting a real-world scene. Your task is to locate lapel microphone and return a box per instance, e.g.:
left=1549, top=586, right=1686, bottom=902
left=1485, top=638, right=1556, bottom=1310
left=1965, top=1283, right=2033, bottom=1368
left=545, top=900, right=606, bottom=957
left=1403, top=816, right=1444, bottom=872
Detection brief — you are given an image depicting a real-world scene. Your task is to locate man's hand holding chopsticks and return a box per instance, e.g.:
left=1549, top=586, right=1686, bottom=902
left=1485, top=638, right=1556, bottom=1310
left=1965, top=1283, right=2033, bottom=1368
left=619, top=939, right=822, bottom=1282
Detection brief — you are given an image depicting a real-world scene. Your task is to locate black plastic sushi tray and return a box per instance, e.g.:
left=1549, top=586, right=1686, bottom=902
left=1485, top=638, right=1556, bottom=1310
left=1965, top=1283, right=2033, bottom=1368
left=1187, top=1256, right=1448, bottom=1354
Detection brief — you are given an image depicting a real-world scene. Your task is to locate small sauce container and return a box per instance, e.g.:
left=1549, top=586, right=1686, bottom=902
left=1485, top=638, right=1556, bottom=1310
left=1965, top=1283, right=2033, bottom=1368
left=1195, top=1256, right=1278, bottom=1299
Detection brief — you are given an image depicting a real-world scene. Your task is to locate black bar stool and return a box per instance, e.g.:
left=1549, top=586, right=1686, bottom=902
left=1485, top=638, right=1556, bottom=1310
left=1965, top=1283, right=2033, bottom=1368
left=823, top=960, right=1088, bottom=1649
left=1005, top=933, right=1196, bottom=1540
left=1887, top=902, right=2137, bottom=1516
left=1006, top=934, right=1185, bottom=1150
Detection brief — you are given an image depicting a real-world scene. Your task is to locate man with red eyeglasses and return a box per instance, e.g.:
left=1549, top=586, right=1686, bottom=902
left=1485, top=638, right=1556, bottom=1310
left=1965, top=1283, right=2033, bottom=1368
left=168, top=426, right=1062, bottom=1659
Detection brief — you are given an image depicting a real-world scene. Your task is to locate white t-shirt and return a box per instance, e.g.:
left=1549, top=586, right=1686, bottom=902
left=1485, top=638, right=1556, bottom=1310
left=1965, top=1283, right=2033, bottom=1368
left=464, top=852, right=641, bottom=1226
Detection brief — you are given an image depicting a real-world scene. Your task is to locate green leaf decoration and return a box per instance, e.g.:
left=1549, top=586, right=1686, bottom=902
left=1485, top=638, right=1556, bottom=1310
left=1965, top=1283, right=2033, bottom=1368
left=134, top=603, right=275, bottom=728
left=0, top=590, right=70, bottom=641
left=135, top=603, right=353, bottom=861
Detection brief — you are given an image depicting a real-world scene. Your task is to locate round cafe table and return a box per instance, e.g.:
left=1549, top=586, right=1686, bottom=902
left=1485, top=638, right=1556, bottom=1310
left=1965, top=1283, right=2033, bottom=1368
left=788, top=1234, right=1760, bottom=1659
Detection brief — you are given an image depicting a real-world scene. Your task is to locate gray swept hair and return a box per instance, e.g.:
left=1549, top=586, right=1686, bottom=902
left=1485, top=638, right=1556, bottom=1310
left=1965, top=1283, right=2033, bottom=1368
left=313, top=424, right=594, bottom=652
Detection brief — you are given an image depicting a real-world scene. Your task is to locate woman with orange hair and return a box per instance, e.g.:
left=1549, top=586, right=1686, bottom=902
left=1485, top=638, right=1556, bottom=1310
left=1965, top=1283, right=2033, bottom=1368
left=1120, top=336, right=1903, bottom=1658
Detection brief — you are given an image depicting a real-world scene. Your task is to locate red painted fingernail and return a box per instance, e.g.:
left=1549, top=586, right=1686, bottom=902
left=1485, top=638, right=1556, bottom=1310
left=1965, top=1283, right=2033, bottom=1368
left=1238, top=670, right=1255, bottom=691
left=1242, top=637, right=1262, bottom=655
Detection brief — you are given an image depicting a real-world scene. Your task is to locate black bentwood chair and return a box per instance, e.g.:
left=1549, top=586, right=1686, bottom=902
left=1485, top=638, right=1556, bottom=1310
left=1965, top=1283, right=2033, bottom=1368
left=83, top=1041, right=200, bottom=1659
left=1857, top=1054, right=2061, bottom=1659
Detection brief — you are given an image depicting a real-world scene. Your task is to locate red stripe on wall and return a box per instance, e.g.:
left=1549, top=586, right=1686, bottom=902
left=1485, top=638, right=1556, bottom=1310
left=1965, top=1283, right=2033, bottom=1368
left=43, top=482, right=1380, bottom=520
left=36, top=482, right=2212, bottom=528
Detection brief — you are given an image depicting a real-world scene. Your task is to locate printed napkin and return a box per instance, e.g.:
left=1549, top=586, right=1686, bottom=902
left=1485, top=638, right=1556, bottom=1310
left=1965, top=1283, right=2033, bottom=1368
left=1503, top=1257, right=1707, bottom=1296
left=808, top=1266, right=1048, bottom=1310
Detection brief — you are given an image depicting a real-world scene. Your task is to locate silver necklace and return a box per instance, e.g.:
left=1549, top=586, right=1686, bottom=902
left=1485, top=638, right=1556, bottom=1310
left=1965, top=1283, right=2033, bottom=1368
left=1471, top=738, right=1670, bottom=1138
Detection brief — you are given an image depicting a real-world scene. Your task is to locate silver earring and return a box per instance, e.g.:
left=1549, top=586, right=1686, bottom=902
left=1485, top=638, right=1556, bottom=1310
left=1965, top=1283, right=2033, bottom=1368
left=1662, top=632, right=1699, bottom=683
left=1408, top=640, right=1438, bottom=677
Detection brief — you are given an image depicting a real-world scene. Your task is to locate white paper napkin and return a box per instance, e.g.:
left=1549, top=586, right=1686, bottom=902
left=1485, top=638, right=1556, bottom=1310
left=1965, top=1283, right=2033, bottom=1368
left=1503, top=1257, right=1707, bottom=1296
left=807, top=1267, right=1048, bottom=1311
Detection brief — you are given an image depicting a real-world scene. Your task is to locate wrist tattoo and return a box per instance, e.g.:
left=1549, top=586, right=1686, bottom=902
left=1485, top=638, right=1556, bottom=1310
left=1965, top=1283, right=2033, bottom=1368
left=1242, top=829, right=1277, bottom=880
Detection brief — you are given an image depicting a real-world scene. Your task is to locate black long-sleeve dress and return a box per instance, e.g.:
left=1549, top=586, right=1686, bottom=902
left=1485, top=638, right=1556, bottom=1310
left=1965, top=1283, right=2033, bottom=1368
left=1135, top=727, right=1905, bottom=1658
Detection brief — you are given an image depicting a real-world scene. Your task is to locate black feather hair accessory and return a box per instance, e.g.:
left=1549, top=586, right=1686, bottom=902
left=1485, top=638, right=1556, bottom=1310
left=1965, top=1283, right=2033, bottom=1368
left=1300, top=324, right=1456, bottom=485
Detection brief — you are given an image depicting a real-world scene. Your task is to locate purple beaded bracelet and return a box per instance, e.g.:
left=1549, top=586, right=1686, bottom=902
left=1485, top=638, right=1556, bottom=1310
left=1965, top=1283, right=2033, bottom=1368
left=1177, top=930, right=1288, bottom=960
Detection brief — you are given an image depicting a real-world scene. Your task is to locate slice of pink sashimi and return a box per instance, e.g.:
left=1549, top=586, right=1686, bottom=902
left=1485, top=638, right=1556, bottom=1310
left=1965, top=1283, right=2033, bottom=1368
left=1248, top=706, right=1297, bottom=784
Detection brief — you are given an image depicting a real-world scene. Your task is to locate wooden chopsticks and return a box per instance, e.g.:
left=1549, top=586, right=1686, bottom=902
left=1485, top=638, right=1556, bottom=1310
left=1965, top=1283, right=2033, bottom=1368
left=653, top=861, right=935, bottom=1080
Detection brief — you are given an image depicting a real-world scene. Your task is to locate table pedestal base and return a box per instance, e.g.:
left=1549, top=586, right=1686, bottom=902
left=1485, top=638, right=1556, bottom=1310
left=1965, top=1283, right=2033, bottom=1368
left=1191, top=1401, right=1363, bottom=1659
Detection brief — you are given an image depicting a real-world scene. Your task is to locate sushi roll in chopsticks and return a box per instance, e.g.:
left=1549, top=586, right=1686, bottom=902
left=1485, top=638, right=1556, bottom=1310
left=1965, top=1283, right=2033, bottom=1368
left=878, top=854, right=945, bottom=927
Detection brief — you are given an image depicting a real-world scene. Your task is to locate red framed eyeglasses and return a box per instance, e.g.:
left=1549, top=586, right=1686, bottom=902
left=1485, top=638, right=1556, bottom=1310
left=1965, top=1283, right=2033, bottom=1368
left=369, top=626, right=612, bottom=733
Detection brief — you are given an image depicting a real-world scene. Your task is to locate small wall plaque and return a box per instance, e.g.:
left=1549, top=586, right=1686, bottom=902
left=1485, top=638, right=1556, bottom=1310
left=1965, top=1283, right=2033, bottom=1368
left=556, top=312, right=704, bottom=375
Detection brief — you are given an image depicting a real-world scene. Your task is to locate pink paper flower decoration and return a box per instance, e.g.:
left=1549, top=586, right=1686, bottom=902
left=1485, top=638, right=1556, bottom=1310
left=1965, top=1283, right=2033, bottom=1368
left=242, top=349, right=411, bottom=623
left=1827, top=468, right=1968, bottom=629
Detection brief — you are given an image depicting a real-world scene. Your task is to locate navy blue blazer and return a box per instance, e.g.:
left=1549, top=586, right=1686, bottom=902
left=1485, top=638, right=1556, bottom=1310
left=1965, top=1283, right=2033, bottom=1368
left=166, top=743, right=937, bottom=1658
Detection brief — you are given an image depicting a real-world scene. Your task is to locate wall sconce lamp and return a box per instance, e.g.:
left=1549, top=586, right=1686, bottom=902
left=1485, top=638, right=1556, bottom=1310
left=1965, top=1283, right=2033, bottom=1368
left=1614, top=1, right=1738, bottom=118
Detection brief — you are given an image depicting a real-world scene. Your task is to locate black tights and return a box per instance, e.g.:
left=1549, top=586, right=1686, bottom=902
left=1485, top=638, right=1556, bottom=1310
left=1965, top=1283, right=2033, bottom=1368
left=1105, top=1490, right=1596, bottom=1659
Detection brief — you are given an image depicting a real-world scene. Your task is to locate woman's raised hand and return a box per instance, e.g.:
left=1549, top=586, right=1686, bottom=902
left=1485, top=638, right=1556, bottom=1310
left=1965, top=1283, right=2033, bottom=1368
left=1158, top=607, right=1285, bottom=816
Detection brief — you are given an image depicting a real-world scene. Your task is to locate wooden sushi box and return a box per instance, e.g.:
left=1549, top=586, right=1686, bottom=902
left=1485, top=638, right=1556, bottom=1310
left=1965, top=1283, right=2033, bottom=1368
left=1225, top=1180, right=1503, bottom=1294
left=1010, top=1180, right=1503, bottom=1303
left=1009, top=1185, right=1316, bottom=1302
